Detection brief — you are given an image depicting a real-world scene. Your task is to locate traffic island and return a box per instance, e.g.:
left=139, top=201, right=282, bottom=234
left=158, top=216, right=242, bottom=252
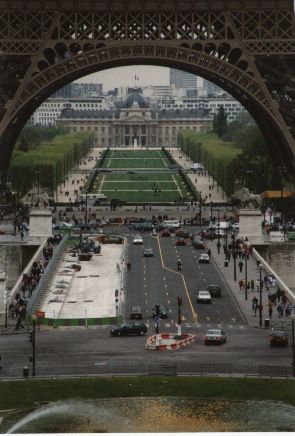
left=146, top=332, right=196, bottom=351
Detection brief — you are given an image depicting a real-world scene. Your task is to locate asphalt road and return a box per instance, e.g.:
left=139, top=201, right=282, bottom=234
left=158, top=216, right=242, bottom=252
left=0, top=225, right=293, bottom=378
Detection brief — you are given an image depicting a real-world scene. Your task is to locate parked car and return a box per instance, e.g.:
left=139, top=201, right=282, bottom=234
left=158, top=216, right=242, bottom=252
left=176, top=237, right=186, bottom=246
left=110, top=322, right=147, bottom=336
left=176, top=229, right=190, bottom=239
left=204, top=329, right=226, bottom=345
left=161, top=229, right=171, bottom=237
left=130, top=305, right=143, bottom=320
left=152, top=304, right=168, bottom=319
left=192, top=237, right=205, bottom=249
left=207, top=284, right=222, bottom=297
left=199, top=253, right=210, bottom=264
left=133, top=234, right=143, bottom=245
left=215, top=229, right=225, bottom=237
left=197, top=290, right=212, bottom=303
left=143, top=248, right=154, bottom=257
left=269, top=330, right=288, bottom=347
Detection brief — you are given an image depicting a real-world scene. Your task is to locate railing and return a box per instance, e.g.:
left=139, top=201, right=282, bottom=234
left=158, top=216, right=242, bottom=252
left=26, top=236, right=68, bottom=318
left=7, top=360, right=292, bottom=379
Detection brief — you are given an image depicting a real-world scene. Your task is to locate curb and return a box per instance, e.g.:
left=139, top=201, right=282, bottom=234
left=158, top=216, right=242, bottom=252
left=146, top=333, right=196, bottom=351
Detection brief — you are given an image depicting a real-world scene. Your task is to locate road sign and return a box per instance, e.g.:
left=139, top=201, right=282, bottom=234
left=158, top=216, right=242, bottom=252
left=154, top=316, right=160, bottom=324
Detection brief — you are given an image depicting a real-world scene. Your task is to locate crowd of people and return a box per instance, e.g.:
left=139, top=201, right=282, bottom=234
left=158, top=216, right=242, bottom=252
left=8, top=235, right=62, bottom=329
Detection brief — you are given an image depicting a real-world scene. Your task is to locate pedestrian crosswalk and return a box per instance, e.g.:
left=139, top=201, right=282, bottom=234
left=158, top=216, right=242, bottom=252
left=57, top=322, right=247, bottom=331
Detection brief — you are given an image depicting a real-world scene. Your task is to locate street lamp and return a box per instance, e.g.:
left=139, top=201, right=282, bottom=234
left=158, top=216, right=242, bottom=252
left=258, top=264, right=262, bottom=327
left=33, top=171, right=41, bottom=196
left=291, top=314, right=295, bottom=377
left=177, top=296, right=182, bottom=336
left=217, top=209, right=220, bottom=254
left=244, top=251, right=248, bottom=301
left=29, top=314, right=37, bottom=376
left=231, top=233, right=237, bottom=281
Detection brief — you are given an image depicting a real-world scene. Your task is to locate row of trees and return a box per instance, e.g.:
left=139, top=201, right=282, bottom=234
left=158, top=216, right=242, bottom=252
left=9, top=130, right=94, bottom=197
left=180, top=108, right=279, bottom=195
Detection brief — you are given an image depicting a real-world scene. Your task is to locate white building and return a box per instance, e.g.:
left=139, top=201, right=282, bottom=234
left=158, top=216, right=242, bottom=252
left=31, top=97, right=111, bottom=126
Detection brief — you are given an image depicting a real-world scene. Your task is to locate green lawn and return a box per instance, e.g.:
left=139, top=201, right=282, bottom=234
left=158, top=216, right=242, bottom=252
left=107, top=150, right=167, bottom=159
left=1, top=376, right=295, bottom=409
left=92, top=172, right=192, bottom=202
left=104, top=158, right=169, bottom=169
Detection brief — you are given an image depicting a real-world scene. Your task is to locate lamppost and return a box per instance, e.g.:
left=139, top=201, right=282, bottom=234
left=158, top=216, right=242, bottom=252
left=217, top=209, right=221, bottom=254
left=33, top=171, right=41, bottom=196
left=291, top=314, right=295, bottom=377
left=231, top=233, right=237, bottom=281
left=28, top=314, right=37, bottom=376
left=244, top=251, right=248, bottom=301
left=259, top=264, right=263, bottom=327
left=177, top=296, right=182, bottom=336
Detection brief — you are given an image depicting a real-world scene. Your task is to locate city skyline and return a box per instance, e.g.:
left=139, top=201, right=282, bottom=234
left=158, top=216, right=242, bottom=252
left=76, top=65, right=172, bottom=91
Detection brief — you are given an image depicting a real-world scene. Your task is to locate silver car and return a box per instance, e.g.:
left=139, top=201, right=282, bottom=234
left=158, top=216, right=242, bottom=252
left=197, top=290, right=212, bottom=303
left=204, top=329, right=226, bottom=345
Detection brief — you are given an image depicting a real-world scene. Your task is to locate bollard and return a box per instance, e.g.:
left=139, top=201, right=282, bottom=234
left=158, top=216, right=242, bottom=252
left=23, top=366, right=29, bottom=378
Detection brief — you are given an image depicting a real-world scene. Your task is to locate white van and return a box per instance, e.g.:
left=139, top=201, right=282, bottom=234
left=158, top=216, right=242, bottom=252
left=78, top=193, right=107, bottom=203
left=160, top=220, right=180, bottom=229
left=191, top=163, right=205, bottom=171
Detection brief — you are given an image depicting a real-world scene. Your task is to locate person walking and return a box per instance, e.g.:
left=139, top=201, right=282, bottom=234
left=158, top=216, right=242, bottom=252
left=251, top=279, right=255, bottom=291
left=238, top=260, right=243, bottom=273
left=252, top=296, right=258, bottom=316
left=268, top=301, right=273, bottom=319
left=127, top=262, right=131, bottom=271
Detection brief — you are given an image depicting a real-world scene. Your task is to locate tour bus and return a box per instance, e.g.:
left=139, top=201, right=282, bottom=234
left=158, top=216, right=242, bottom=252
left=78, top=193, right=107, bottom=203
left=159, top=220, right=180, bottom=230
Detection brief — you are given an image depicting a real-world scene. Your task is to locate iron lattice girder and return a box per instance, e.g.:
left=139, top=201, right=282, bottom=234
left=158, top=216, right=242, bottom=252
left=0, top=0, right=292, bottom=12
left=0, top=9, right=294, bottom=54
left=11, top=44, right=272, bottom=118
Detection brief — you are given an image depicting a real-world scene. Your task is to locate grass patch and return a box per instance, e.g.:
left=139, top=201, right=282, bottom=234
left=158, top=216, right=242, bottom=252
left=1, top=376, right=295, bottom=409
left=92, top=172, right=190, bottom=202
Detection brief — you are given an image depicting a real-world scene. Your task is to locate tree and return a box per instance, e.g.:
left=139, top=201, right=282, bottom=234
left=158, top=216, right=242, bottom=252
left=213, top=105, right=228, bottom=138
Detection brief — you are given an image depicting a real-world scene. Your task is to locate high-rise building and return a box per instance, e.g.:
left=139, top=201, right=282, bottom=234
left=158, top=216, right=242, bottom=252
left=170, top=69, right=198, bottom=90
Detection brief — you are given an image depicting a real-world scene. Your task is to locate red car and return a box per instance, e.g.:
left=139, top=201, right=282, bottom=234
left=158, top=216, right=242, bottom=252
left=176, top=237, right=186, bottom=246
left=161, top=229, right=171, bottom=237
left=176, top=229, right=190, bottom=239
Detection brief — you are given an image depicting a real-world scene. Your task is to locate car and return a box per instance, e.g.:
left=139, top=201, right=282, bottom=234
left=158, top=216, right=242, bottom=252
left=152, top=304, right=168, bottom=319
left=204, top=329, right=226, bottom=345
left=199, top=253, right=210, bottom=263
left=269, top=330, right=288, bottom=347
left=207, top=284, right=222, bottom=297
left=231, top=222, right=239, bottom=230
left=130, top=305, right=143, bottom=320
left=161, top=229, right=171, bottom=237
left=192, top=237, right=205, bottom=249
left=98, top=168, right=112, bottom=173
left=215, top=229, right=225, bottom=237
left=110, top=322, right=147, bottom=336
left=143, top=248, right=154, bottom=257
left=176, top=237, right=186, bottom=246
left=140, top=222, right=154, bottom=232
left=176, top=229, right=190, bottom=239
left=133, top=234, right=143, bottom=245
left=197, top=290, right=212, bottom=303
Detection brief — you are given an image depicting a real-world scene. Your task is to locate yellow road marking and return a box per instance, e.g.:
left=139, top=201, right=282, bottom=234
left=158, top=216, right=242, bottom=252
left=157, top=236, right=197, bottom=322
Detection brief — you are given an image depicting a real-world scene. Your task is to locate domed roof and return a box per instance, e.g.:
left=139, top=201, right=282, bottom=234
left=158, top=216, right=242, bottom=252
left=123, top=87, right=149, bottom=108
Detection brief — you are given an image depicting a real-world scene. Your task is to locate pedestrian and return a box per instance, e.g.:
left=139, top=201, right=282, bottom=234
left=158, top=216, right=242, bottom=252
left=268, top=302, right=273, bottom=319
left=238, top=260, right=243, bottom=272
left=207, top=248, right=211, bottom=258
left=20, top=230, right=24, bottom=241
left=277, top=303, right=284, bottom=318
left=251, top=279, right=255, bottom=291
left=252, top=296, right=258, bottom=316
left=127, top=262, right=131, bottom=271
left=277, top=288, right=282, bottom=302
left=239, top=280, right=244, bottom=291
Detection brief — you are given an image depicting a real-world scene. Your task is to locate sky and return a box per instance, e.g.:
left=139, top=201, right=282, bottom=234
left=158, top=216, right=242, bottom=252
left=76, top=65, right=170, bottom=91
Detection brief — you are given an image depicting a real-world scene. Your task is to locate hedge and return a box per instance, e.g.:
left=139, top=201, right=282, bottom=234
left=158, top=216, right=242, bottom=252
left=9, top=132, right=94, bottom=196
left=178, top=131, right=242, bottom=195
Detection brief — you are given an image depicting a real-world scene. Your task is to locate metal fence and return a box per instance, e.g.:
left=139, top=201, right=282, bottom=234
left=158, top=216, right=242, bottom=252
left=25, top=360, right=293, bottom=379
left=26, top=236, right=68, bottom=317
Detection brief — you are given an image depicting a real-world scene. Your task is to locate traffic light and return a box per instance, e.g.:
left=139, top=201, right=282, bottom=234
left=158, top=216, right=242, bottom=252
left=28, top=331, right=33, bottom=344
left=177, top=297, right=182, bottom=306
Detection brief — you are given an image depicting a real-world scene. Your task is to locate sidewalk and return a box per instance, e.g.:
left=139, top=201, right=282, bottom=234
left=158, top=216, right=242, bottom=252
left=207, top=238, right=288, bottom=328
left=168, top=148, right=228, bottom=204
